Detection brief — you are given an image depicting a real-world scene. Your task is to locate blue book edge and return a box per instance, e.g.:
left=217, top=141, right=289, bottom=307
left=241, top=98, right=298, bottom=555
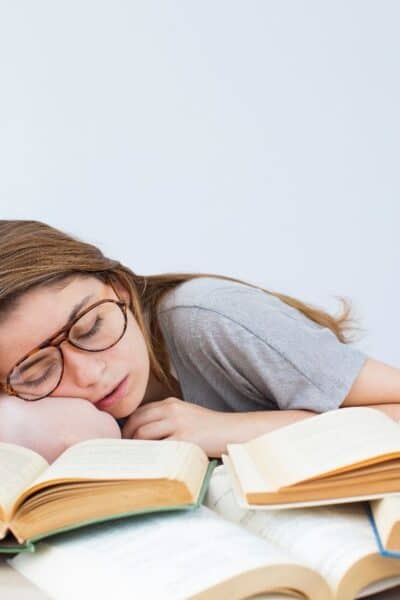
left=365, top=502, right=400, bottom=559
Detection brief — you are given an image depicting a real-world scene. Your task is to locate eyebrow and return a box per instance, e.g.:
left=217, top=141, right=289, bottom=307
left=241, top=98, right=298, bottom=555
left=15, top=294, right=95, bottom=375
left=67, top=294, right=94, bottom=324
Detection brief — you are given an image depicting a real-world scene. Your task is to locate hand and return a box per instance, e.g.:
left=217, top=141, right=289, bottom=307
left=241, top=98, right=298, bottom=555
left=121, top=397, right=244, bottom=457
left=0, top=393, right=121, bottom=463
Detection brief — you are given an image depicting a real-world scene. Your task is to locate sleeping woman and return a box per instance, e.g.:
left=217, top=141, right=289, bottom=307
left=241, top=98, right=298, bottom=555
left=1, top=219, right=400, bottom=463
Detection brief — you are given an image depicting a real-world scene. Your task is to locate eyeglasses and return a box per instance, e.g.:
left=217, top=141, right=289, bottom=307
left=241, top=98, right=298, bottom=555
left=3, top=299, right=128, bottom=401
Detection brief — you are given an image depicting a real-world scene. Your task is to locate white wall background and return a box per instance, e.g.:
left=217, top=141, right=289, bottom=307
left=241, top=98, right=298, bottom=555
left=0, top=1, right=399, bottom=364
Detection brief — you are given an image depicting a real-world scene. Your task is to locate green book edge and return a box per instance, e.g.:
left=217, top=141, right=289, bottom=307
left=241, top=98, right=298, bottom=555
left=0, top=459, right=217, bottom=555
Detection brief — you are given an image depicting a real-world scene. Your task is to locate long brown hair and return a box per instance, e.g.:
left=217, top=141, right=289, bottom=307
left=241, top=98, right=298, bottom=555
left=0, top=220, right=362, bottom=395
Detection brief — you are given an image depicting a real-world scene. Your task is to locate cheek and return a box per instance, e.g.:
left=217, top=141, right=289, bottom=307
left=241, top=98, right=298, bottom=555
left=106, top=325, right=149, bottom=371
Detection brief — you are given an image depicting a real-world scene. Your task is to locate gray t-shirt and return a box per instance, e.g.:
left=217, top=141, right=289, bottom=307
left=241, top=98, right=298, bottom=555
left=156, top=277, right=368, bottom=413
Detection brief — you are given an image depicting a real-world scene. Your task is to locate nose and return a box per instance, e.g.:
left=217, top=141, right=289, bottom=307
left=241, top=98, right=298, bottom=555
left=60, top=342, right=106, bottom=389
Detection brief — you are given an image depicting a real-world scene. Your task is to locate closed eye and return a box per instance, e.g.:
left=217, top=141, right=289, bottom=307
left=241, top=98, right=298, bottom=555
left=76, top=316, right=104, bottom=340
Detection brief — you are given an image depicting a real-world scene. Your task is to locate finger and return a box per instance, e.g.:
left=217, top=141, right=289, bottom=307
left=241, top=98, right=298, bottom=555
left=121, top=397, right=182, bottom=438
left=132, top=398, right=176, bottom=414
left=126, top=420, right=174, bottom=441
left=121, top=405, right=167, bottom=438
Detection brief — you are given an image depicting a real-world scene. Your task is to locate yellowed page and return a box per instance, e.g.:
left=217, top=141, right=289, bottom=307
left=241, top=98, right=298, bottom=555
left=228, top=408, right=400, bottom=490
left=223, top=453, right=400, bottom=510
left=9, top=506, right=325, bottom=600
left=205, top=465, right=400, bottom=599
left=23, top=439, right=205, bottom=496
left=0, top=443, right=48, bottom=520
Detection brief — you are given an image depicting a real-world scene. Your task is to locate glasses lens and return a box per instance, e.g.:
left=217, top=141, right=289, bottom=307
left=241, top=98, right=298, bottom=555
left=69, top=301, right=126, bottom=351
left=9, top=347, right=62, bottom=401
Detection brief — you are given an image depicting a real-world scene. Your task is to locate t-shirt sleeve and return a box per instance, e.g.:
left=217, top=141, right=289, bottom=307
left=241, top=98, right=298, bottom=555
left=189, top=287, right=368, bottom=412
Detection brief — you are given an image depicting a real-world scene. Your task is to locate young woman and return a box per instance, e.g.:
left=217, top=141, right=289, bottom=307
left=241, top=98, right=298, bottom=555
left=1, top=219, right=399, bottom=463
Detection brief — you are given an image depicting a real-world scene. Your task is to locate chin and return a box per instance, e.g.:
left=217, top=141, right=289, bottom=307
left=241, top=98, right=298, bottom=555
left=112, top=393, right=143, bottom=419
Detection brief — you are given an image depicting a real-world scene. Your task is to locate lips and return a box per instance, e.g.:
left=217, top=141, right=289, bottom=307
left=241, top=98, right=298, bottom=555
left=95, top=376, right=129, bottom=410
left=99, top=381, right=121, bottom=402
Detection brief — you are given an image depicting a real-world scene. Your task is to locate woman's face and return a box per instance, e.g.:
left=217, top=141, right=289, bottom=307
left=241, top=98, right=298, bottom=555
left=0, top=276, right=151, bottom=420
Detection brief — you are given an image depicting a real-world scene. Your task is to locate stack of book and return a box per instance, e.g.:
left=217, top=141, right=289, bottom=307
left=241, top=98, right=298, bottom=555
left=2, top=406, right=400, bottom=599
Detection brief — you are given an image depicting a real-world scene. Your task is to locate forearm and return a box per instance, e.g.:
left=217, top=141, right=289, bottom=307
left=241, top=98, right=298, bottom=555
left=224, top=408, right=316, bottom=450
left=365, top=403, right=400, bottom=422
left=224, top=402, right=400, bottom=456
left=227, top=356, right=400, bottom=446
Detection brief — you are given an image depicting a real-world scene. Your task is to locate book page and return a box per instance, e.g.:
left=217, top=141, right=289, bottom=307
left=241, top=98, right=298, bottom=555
left=25, top=439, right=204, bottom=492
left=227, top=443, right=274, bottom=493
left=205, top=465, right=400, bottom=597
left=9, top=507, right=321, bottom=600
left=229, top=408, right=400, bottom=490
left=0, top=443, right=48, bottom=519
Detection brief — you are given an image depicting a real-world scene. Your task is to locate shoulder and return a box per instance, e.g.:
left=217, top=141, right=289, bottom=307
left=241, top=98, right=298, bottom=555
left=156, top=275, right=308, bottom=329
left=156, top=276, right=236, bottom=312
left=155, top=278, right=280, bottom=390
left=156, top=277, right=254, bottom=349
left=157, top=275, right=282, bottom=316
left=155, top=276, right=303, bottom=350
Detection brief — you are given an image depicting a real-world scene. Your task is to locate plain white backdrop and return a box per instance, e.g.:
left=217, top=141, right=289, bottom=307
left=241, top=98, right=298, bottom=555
left=0, top=1, right=399, bottom=365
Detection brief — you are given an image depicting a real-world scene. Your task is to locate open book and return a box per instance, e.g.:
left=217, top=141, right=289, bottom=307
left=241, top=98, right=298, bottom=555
left=7, top=465, right=400, bottom=600
left=226, top=407, right=400, bottom=508
left=0, top=438, right=215, bottom=553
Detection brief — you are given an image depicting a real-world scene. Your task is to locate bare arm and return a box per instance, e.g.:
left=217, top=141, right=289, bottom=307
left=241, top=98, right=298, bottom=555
left=341, top=358, right=400, bottom=407
left=211, top=401, right=400, bottom=456
left=239, top=402, right=400, bottom=439
left=115, top=358, right=400, bottom=458
left=216, top=358, right=400, bottom=448
left=236, top=357, right=397, bottom=444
